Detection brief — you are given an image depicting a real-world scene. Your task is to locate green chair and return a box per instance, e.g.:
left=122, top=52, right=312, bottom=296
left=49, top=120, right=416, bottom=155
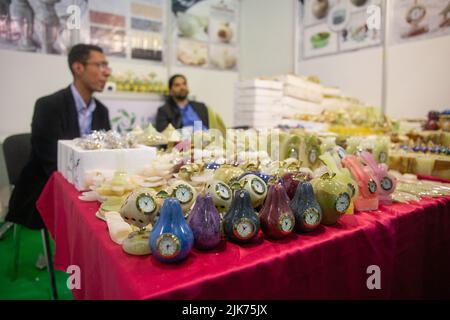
left=206, top=105, right=227, bottom=136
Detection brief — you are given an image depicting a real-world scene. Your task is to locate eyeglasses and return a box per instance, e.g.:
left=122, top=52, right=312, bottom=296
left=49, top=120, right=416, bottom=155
left=84, top=61, right=111, bottom=72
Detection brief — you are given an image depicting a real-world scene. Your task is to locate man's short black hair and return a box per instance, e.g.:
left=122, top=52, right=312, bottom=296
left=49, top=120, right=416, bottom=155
left=68, top=44, right=103, bottom=76
left=168, top=74, right=187, bottom=90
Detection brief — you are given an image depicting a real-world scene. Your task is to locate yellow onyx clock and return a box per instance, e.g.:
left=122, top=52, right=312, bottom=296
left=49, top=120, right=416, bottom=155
left=239, top=174, right=267, bottom=209
left=119, top=188, right=159, bottom=256
left=120, top=189, right=158, bottom=230
left=169, top=181, right=197, bottom=213
left=205, top=180, right=232, bottom=212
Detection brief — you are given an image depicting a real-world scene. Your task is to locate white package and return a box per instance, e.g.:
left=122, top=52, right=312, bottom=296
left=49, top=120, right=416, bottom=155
left=58, top=140, right=157, bottom=191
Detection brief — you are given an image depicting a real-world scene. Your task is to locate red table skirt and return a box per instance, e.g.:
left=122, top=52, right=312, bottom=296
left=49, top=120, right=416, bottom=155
left=37, top=172, right=450, bottom=300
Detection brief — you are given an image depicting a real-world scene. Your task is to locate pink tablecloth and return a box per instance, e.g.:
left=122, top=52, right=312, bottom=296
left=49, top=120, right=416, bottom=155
left=37, top=172, right=450, bottom=300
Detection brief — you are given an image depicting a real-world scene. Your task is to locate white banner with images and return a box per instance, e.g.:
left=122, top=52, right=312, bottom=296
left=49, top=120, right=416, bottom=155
left=171, top=0, right=239, bottom=71
left=299, top=0, right=385, bottom=60
left=0, top=0, right=167, bottom=62
left=390, top=0, right=450, bottom=45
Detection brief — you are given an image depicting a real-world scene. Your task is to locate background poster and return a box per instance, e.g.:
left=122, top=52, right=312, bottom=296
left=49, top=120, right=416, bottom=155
left=300, top=0, right=384, bottom=60
left=172, top=0, right=239, bottom=71
left=0, top=0, right=88, bottom=55
left=0, top=0, right=166, bottom=62
left=390, top=0, right=450, bottom=45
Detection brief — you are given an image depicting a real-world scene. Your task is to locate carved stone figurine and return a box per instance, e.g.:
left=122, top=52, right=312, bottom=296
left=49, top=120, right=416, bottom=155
left=9, top=0, right=36, bottom=51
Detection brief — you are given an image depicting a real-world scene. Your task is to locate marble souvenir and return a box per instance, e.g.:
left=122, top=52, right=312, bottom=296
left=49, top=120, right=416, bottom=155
left=150, top=198, right=194, bottom=263
left=137, top=124, right=168, bottom=146
left=223, top=189, right=260, bottom=244
left=95, top=171, right=136, bottom=197
left=300, top=135, right=321, bottom=169
left=119, top=188, right=160, bottom=255
left=319, top=152, right=358, bottom=214
left=280, top=134, right=302, bottom=160
left=360, top=151, right=397, bottom=205
left=342, top=155, right=380, bottom=211
left=187, top=194, right=221, bottom=250
left=169, top=180, right=197, bottom=214
left=213, top=165, right=245, bottom=185
left=312, top=172, right=351, bottom=226
left=372, top=137, right=390, bottom=164
left=239, top=174, right=268, bottom=209
left=205, top=179, right=233, bottom=213
left=281, top=171, right=311, bottom=200
left=289, top=181, right=322, bottom=232
left=259, top=184, right=295, bottom=239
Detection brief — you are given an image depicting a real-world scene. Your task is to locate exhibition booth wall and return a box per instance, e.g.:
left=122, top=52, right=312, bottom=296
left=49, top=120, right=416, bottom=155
left=1, top=0, right=450, bottom=135
left=242, top=0, right=450, bottom=119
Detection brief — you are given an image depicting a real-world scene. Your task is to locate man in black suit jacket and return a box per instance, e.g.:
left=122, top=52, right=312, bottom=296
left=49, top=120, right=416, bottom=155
left=155, top=74, right=209, bottom=132
left=6, top=44, right=112, bottom=230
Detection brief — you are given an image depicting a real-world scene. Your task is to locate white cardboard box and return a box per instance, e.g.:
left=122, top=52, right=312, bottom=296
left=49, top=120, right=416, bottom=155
left=274, top=74, right=323, bottom=92
left=284, top=84, right=323, bottom=103
left=321, top=97, right=352, bottom=110
left=235, top=88, right=283, bottom=98
left=57, top=140, right=157, bottom=191
left=281, top=97, right=324, bottom=115
left=236, top=79, right=283, bottom=90
left=234, top=103, right=282, bottom=112
left=235, top=96, right=281, bottom=105
left=322, top=86, right=342, bottom=97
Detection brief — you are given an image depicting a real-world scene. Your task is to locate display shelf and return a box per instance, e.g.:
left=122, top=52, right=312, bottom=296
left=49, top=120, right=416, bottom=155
left=96, top=91, right=165, bottom=102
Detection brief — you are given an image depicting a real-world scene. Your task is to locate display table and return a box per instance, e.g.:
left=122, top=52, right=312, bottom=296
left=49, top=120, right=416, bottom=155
left=37, top=172, right=450, bottom=300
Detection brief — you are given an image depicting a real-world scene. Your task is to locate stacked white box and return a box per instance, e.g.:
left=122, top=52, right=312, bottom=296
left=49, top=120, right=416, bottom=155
left=236, top=79, right=283, bottom=91
left=234, top=79, right=283, bottom=128
left=322, top=86, right=342, bottom=97
left=57, top=140, right=157, bottom=191
left=275, top=74, right=324, bottom=104
left=280, top=96, right=324, bottom=117
left=264, top=74, right=325, bottom=118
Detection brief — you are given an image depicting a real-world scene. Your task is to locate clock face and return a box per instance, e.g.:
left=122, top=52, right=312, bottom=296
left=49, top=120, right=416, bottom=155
left=303, top=207, right=320, bottom=227
left=251, top=178, right=266, bottom=195
left=156, top=234, right=181, bottom=259
left=368, top=179, right=377, bottom=194
left=379, top=151, right=387, bottom=163
left=336, top=147, right=347, bottom=159
left=215, top=182, right=231, bottom=200
left=175, top=185, right=193, bottom=204
left=136, top=194, right=156, bottom=214
left=233, top=218, right=256, bottom=240
left=410, top=6, right=426, bottom=21
left=309, top=149, right=318, bottom=164
left=335, top=193, right=351, bottom=213
left=381, top=176, right=393, bottom=191
left=347, top=183, right=356, bottom=197
left=279, top=214, right=294, bottom=233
